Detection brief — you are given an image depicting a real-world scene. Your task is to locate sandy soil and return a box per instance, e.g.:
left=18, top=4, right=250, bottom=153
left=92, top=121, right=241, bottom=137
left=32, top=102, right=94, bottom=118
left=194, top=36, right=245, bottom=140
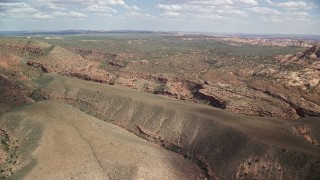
left=7, top=101, right=203, bottom=179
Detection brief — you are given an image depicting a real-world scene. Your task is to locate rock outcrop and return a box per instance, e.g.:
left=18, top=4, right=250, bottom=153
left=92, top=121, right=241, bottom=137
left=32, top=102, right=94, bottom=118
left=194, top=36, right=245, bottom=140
left=277, top=44, right=320, bottom=69
left=1, top=38, right=320, bottom=120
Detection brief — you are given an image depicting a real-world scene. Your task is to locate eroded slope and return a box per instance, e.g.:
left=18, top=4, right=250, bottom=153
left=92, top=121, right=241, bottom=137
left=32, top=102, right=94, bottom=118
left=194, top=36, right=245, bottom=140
left=0, top=101, right=204, bottom=179
left=32, top=75, right=320, bottom=179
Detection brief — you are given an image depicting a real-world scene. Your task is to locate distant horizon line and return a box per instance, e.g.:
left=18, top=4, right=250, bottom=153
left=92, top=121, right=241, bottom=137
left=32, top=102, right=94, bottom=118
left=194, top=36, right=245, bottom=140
left=1, top=29, right=320, bottom=37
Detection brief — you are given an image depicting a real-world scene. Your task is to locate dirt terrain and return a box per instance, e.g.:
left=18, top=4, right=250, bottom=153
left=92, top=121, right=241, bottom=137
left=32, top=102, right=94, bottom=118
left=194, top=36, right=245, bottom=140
left=0, top=74, right=319, bottom=179
left=31, top=74, right=320, bottom=179
left=1, top=37, right=319, bottom=120
left=0, top=35, right=319, bottom=179
left=0, top=101, right=203, bottom=179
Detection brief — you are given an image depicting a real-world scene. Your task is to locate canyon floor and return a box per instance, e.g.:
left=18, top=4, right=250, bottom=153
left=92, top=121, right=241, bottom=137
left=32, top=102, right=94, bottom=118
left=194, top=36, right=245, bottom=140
left=0, top=33, right=319, bottom=179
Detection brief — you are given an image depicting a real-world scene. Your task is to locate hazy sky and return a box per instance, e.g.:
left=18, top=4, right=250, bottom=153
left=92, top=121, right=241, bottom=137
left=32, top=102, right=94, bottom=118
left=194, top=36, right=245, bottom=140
left=0, top=0, right=320, bottom=34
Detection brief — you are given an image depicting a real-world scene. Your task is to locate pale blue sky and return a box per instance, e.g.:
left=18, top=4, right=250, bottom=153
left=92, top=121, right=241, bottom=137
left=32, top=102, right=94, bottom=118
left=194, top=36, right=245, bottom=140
left=0, top=0, right=319, bottom=34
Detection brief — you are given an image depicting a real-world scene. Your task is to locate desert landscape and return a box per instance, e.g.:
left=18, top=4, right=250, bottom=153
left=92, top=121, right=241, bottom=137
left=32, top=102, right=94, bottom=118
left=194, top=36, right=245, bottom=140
left=0, top=31, right=319, bottom=179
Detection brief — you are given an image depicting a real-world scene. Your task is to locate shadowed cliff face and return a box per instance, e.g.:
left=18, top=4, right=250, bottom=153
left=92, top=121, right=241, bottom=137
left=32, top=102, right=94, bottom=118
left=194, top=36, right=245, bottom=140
left=32, top=75, right=320, bottom=179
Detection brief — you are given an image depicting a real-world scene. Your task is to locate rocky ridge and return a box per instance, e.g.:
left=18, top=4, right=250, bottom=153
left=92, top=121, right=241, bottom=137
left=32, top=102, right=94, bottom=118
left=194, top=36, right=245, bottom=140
left=30, top=75, right=320, bottom=179
left=0, top=38, right=320, bottom=179
left=1, top=38, right=319, bottom=120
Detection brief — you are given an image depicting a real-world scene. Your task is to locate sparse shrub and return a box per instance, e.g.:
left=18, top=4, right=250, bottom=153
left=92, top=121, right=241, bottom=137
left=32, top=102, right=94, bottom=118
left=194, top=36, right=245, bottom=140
left=109, top=76, right=117, bottom=85
left=141, top=83, right=149, bottom=92
left=154, top=82, right=167, bottom=94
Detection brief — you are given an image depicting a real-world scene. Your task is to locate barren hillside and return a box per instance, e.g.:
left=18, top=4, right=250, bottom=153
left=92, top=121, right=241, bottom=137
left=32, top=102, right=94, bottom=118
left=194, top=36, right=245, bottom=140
left=0, top=36, right=319, bottom=179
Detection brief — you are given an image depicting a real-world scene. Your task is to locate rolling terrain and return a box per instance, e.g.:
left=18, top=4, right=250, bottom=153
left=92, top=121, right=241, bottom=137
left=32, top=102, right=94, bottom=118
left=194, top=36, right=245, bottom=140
left=1, top=35, right=319, bottom=120
left=0, top=33, right=319, bottom=179
left=1, top=100, right=203, bottom=179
